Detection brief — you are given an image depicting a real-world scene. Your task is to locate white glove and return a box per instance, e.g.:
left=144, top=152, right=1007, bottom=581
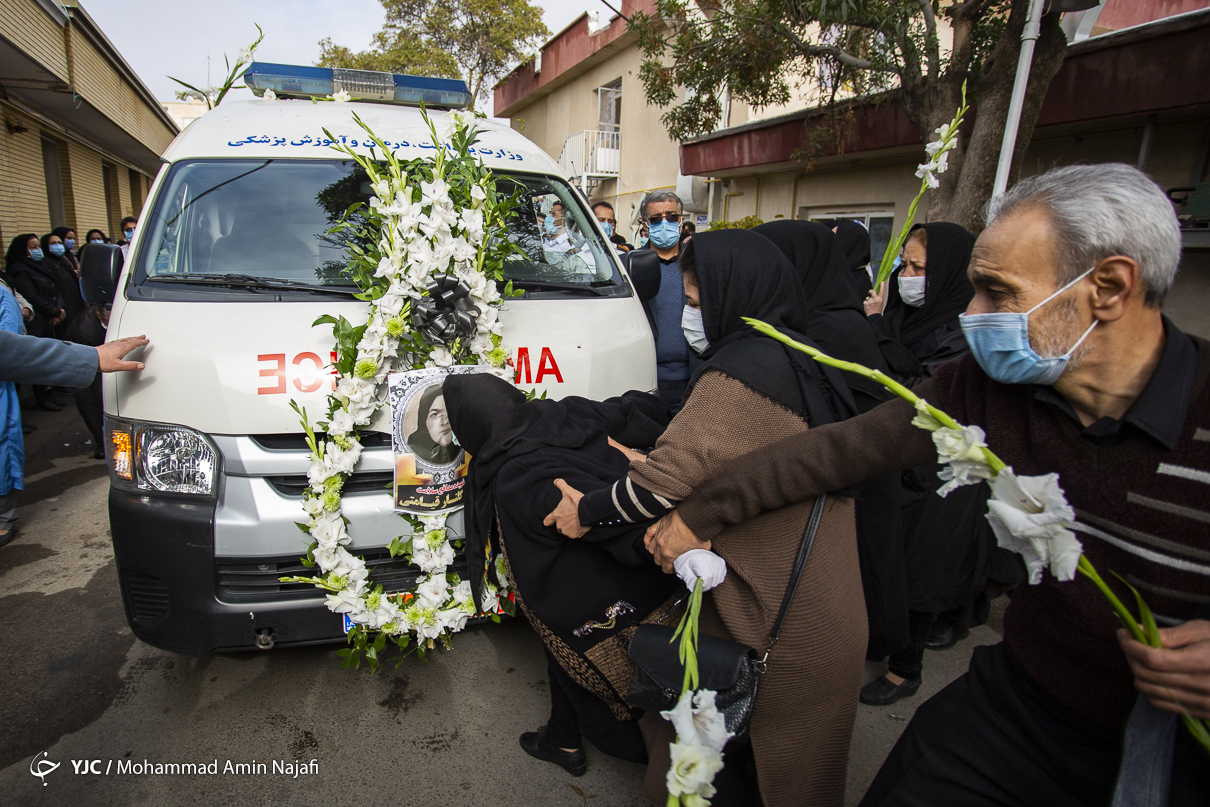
left=673, top=549, right=727, bottom=592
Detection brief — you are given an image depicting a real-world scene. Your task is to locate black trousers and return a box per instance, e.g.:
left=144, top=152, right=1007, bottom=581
left=860, top=642, right=1210, bottom=807
left=74, top=372, right=103, bottom=447
left=543, top=650, right=647, bottom=763
left=886, top=610, right=935, bottom=680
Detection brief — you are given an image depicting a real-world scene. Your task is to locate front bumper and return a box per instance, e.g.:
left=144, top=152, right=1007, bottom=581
left=109, top=489, right=349, bottom=655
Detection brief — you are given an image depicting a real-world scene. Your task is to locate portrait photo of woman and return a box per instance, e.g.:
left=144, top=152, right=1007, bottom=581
left=405, top=382, right=460, bottom=467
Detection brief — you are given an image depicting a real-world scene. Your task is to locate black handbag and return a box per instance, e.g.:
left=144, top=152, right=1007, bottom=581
left=626, top=493, right=828, bottom=742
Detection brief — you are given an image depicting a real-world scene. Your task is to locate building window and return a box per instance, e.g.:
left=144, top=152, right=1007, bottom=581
left=41, top=135, right=67, bottom=228
left=597, top=80, right=621, bottom=132
left=129, top=169, right=144, bottom=215
left=102, top=161, right=120, bottom=237
left=807, top=206, right=895, bottom=272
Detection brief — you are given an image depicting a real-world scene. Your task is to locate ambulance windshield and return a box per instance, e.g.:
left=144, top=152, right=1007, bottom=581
left=132, top=159, right=624, bottom=296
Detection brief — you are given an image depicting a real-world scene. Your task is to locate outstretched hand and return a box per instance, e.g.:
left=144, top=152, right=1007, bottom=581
left=543, top=478, right=589, bottom=539
left=97, top=335, right=149, bottom=372
left=644, top=510, right=710, bottom=573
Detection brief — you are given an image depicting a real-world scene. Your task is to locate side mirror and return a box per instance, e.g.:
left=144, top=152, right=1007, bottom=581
left=79, top=243, right=124, bottom=306
left=624, top=248, right=661, bottom=302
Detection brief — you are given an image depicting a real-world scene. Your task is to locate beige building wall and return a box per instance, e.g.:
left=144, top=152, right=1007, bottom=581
left=0, top=112, right=53, bottom=236
left=507, top=42, right=685, bottom=241
left=0, top=0, right=174, bottom=242
left=0, top=0, right=69, bottom=81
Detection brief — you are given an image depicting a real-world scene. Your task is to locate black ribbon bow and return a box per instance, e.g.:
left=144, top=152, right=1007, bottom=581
left=412, top=275, right=482, bottom=346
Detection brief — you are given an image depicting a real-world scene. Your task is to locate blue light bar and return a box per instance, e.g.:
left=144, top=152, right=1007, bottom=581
left=242, top=63, right=472, bottom=109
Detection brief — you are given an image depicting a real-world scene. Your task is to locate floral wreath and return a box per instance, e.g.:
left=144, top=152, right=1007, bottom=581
left=280, top=99, right=523, bottom=673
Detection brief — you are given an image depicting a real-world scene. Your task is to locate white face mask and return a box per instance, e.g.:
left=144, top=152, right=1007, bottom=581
left=681, top=305, right=709, bottom=353
left=898, top=274, right=927, bottom=308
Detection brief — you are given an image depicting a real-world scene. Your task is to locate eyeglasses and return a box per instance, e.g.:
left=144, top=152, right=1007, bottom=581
left=646, top=212, right=682, bottom=225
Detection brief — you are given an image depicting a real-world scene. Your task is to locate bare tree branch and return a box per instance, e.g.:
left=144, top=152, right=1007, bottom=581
left=917, top=0, right=940, bottom=77
left=772, top=20, right=897, bottom=72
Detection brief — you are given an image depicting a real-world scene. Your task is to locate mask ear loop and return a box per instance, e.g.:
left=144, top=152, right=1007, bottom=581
left=1025, top=265, right=1096, bottom=316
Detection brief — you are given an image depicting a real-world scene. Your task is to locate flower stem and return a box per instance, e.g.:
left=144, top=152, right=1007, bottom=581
left=742, top=317, right=1006, bottom=473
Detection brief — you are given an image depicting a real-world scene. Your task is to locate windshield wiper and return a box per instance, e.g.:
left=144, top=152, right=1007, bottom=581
left=506, top=279, right=609, bottom=296
left=150, top=274, right=359, bottom=295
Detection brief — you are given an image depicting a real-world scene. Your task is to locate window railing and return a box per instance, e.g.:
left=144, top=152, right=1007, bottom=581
left=557, top=130, right=621, bottom=181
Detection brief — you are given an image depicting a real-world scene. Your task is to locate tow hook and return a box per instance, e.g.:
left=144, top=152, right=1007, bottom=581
left=255, top=628, right=275, bottom=650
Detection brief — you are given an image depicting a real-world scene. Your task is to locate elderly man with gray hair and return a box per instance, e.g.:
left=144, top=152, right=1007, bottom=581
left=639, top=164, right=1210, bottom=805
left=637, top=190, right=699, bottom=415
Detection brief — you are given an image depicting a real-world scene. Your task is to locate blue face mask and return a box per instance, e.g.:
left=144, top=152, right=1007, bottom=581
left=49, top=243, right=66, bottom=256
left=681, top=305, right=709, bottom=354
left=648, top=219, right=681, bottom=250
left=639, top=236, right=649, bottom=248
left=28, top=248, right=43, bottom=261
left=959, top=267, right=1097, bottom=386
left=65, top=239, right=75, bottom=250
left=601, top=221, right=613, bottom=238
left=543, top=214, right=557, bottom=235
left=90, top=238, right=103, bottom=244
left=124, top=228, right=135, bottom=240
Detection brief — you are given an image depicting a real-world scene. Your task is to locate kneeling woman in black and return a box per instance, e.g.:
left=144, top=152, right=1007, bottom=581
left=443, top=374, right=680, bottom=776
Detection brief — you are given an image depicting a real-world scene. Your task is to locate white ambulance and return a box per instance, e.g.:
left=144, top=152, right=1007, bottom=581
left=83, top=64, right=659, bottom=655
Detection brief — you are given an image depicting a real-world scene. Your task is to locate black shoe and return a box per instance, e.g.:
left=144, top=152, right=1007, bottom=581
left=0, top=527, right=17, bottom=548
left=925, top=622, right=970, bottom=650
left=50, top=395, right=71, bottom=405
left=519, top=730, right=587, bottom=777
left=860, top=674, right=922, bottom=706
left=35, top=399, right=62, bottom=412
left=93, top=447, right=105, bottom=460
left=22, top=423, right=37, bottom=435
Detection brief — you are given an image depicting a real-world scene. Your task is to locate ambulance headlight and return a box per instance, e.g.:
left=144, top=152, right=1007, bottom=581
left=104, top=416, right=221, bottom=497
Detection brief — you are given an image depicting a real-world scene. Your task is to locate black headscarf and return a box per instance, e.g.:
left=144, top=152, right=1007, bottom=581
left=4, top=234, right=38, bottom=272
left=406, top=384, right=459, bottom=466
left=443, top=372, right=669, bottom=612
left=752, top=221, right=894, bottom=413
left=875, top=222, right=975, bottom=350
left=821, top=218, right=873, bottom=298
left=685, top=230, right=857, bottom=429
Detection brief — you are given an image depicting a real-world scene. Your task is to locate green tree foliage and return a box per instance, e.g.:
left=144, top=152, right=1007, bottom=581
left=318, top=0, right=550, bottom=104
left=631, top=0, right=1069, bottom=230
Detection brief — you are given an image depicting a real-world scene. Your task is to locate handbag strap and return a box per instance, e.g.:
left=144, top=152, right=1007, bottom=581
left=759, top=493, right=827, bottom=667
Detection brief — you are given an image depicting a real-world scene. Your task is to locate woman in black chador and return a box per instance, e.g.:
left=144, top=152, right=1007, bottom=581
left=405, top=384, right=459, bottom=465
left=443, top=373, right=679, bottom=777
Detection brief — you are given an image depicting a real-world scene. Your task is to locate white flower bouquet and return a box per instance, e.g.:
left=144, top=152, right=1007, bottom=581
left=279, top=107, right=524, bottom=675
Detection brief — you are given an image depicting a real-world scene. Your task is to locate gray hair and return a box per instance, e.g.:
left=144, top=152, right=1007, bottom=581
left=639, top=190, right=683, bottom=221
left=986, top=164, right=1181, bottom=307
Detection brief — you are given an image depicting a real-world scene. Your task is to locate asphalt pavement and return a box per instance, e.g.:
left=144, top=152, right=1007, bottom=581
left=0, top=401, right=1003, bottom=806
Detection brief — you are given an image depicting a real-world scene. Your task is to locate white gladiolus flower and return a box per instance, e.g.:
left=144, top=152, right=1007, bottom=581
left=262, top=89, right=277, bottom=102
left=328, top=408, right=355, bottom=436
left=307, top=456, right=338, bottom=492
left=934, top=149, right=950, bottom=174
left=311, top=511, right=348, bottom=547
left=326, top=589, right=368, bottom=618
left=324, top=438, right=362, bottom=475
left=479, top=583, right=500, bottom=615
left=666, top=741, right=725, bottom=799
left=932, top=424, right=996, bottom=496
left=333, top=89, right=352, bottom=103
left=421, top=178, right=450, bottom=206
left=662, top=690, right=732, bottom=754
left=302, top=496, right=324, bottom=516
left=470, top=184, right=487, bottom=206
left=428, top=346, right=454, bottom=368
left=451, top=580, right=473, bottom=608
left=911, top=399, right=944, bottom=432
left=416, top=575, right=447, bottom=607
left=986, top=468, right=1082, bottom=584
left=916, top=164, right=940, bottom=189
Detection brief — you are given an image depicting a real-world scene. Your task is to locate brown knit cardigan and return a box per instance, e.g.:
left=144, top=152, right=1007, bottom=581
left=630, top=370, right=867, bottom=807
